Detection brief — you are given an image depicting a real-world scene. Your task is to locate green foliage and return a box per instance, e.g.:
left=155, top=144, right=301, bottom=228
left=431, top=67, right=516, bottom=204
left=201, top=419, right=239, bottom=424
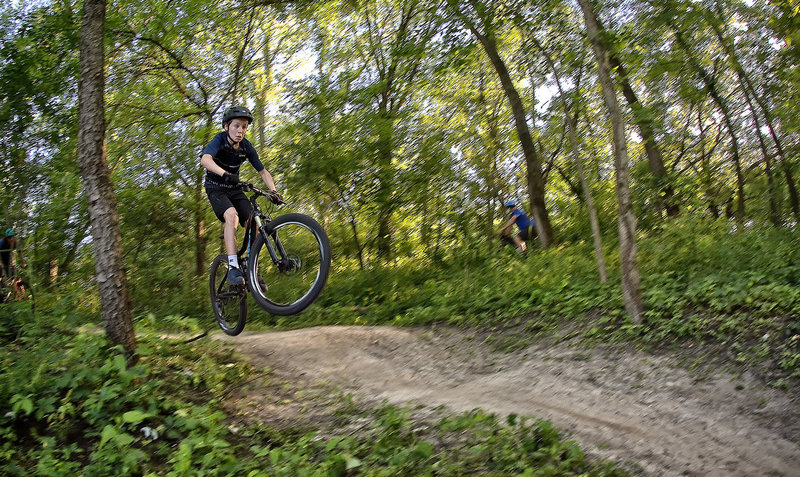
left=231, top=406, right=625, bottom=476
left=0, top=315, right=625, bottom=476
left=433, top=411, right=625, bottom=476
left=0, top=328, right=251, bottom=476
left=288, top=238, right=615, bottom=331
left=273, top=218, right=800, bottom=380
left=2, top=0, right=799, bottom=467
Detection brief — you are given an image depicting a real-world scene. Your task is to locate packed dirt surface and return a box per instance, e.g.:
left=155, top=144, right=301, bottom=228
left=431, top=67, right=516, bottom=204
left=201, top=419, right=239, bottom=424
left=217, top=325, right=800, bottom=476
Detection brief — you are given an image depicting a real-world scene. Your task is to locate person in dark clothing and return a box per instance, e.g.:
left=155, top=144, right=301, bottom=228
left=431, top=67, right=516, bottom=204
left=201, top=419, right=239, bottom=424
left=0, top=228, right=20, bottom=278
left=200, top=106, right=282, bottom=285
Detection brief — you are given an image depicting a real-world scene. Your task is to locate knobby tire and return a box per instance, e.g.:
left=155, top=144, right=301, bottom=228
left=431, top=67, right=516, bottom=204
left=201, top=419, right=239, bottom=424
left=248, top=213, right=331, bottom=316
left=209, top=254, right=247, bottom=335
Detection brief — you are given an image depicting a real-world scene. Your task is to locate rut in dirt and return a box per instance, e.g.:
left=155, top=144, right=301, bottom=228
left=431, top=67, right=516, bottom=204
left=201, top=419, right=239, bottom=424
left=218, top=325, right=800, bottom=477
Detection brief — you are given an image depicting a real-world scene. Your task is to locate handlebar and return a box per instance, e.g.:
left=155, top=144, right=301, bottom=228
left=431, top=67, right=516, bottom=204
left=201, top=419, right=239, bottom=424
left=239, top=182, right=286, bottom=205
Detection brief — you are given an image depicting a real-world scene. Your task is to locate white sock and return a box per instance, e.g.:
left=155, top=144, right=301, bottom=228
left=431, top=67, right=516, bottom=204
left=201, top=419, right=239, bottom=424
left=227, top=255, right=239, bottom=269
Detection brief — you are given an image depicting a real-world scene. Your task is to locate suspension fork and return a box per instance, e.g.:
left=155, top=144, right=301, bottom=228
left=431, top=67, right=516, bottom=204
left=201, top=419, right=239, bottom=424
left=255, top=215, right=288, bottom=266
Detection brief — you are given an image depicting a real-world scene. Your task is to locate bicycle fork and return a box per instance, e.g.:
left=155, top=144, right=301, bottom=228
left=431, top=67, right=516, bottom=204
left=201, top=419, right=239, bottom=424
left=254, top=216, right=290, bottom=271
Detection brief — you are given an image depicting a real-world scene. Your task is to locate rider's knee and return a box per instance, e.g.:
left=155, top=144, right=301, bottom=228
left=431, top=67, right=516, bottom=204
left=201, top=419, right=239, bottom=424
left=223, top=208, right=239, bottom=226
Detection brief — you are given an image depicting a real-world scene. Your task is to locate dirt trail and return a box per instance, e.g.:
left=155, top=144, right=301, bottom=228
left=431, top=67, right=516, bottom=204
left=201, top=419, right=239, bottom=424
left=218, top=326, right=800, bottom=476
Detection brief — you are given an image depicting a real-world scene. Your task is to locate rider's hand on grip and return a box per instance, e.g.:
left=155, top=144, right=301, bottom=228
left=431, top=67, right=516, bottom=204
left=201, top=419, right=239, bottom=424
left=223, top=172, right=240, bottom=185
left=269, top=190, right=285, bottom=204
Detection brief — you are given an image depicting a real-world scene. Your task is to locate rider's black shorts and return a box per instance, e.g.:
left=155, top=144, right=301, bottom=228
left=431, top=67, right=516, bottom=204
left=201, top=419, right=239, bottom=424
left=206, top=188, right=252, bottom=227
left=517, top=227, right=530, bottom=241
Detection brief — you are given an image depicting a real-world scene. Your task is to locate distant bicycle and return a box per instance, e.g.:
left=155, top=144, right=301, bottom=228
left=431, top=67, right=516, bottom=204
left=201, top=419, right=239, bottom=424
left=209, top=182, right=331, bottom=335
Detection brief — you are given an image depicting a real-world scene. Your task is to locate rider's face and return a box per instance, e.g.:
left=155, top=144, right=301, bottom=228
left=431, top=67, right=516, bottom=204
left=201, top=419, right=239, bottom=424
left=225, top=118, right=249, bottom=143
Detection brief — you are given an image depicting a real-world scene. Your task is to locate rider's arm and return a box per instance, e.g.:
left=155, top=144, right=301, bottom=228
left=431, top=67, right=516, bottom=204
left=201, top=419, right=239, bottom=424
left=200, top=154, right=228, bottom=177
left=258, top=168, right=277, bottom=192
left=497, top=215, right=517, bottom=234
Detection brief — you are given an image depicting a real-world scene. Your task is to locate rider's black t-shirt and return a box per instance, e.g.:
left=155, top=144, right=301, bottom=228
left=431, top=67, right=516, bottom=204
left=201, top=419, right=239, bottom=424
left=0, top=237, right=16, bottom=271
left=201, top=132, right=265, bottom=190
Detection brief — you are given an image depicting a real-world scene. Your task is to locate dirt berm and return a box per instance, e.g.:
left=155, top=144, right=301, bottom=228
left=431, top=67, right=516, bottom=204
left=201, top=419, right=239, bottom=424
left=218, top=325, right=800, bottom=476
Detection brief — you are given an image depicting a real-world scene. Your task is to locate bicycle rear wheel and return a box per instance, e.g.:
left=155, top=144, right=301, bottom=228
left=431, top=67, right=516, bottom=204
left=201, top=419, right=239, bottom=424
left=248, top=213, right=331, bottom=316
left=209, top=254, right=247, bottom=335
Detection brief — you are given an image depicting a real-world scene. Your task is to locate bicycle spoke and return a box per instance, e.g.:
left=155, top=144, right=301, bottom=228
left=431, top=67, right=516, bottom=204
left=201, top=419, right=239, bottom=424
left=249, top=213, right=330, bottom=316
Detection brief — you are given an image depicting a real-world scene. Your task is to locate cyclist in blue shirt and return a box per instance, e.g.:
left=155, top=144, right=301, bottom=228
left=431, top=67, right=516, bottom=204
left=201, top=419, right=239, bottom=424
left=201, top=106, right=282, bottom=285
left=498, top=201, right=532, bottom=253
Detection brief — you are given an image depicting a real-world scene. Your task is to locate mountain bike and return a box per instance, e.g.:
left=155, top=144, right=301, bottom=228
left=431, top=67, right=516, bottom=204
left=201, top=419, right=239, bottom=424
left=209, top=183, right=331, bottom=336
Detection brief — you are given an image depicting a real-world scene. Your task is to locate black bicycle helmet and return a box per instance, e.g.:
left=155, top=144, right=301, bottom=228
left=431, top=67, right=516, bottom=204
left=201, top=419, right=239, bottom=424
left=222, top=106, right=254, bottom=126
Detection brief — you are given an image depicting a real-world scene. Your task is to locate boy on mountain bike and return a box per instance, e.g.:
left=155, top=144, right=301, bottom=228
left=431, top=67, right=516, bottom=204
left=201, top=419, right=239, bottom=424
left=498, top=201, right=533, bottom=253
left=201, top=106, right=282, bottom=286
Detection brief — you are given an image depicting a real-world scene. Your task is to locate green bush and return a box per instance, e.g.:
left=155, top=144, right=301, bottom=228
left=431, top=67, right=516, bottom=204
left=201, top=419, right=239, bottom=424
left=0, top=330, right=252, bottom=476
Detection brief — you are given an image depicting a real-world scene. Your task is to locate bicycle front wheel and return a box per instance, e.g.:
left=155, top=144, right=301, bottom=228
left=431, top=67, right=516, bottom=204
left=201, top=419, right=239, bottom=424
left=248, top=213, right=331, bottom=316
left=209, top=254, right=247, bottom=335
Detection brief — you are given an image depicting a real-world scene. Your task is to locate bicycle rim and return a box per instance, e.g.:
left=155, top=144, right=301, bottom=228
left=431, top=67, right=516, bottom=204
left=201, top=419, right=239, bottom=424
left=209, top=255, right=247, bottom=335
left=250, top=214, right=330, bottom=315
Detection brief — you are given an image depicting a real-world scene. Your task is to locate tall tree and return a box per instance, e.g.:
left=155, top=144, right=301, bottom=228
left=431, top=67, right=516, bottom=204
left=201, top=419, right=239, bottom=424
left=608, top=53, right=677, bottom=218
left=702, top=3, right=800, bottom=223
left=575, top=1, right=678, bottom=218
left=531, top=36, right=607, bottom=283
left=357, top=0, right=440, bottom=258
left=448, top=0, right=555, bottom=247
left=78, top=0, right=136, bottom=358
left=578, top=0, right=644, bottom=322
left=676, top=31, right=745, bottom=222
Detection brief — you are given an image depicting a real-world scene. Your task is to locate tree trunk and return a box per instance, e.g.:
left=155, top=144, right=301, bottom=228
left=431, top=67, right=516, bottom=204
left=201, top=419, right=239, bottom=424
left=194, top=178, right=207, bottom=277
left=59, top=217, right=92, bottom=277
left=579, top=0, right=644, bottom=322
left=672, top=29, right=746, bottom=224
left=706, top=9, right=800, bottom=223
left=78, top=0, right=136, bottom=359
left=763, top=113, right=800, bottom=223
left=452, top=1, right=554, bottom=247
left=697, top=105, right=721, bottom=218
left=566, top=111, right=608, bottom=282
left=195, top=117, right=213, bottom=277
left=532, top=37, right=606, bottom=282
left=743, top=89, right=780, bottom=226
left=475, top=31, right=553, bottom=247
left=375, top=102, right=395, bottom=259
left=362, top=3, right=428, bottom=260
left=255, top=27, right=272, bottom=151
left=608, top=54, right=678, bottom=217
left=477, top=69, right=502, bottom=245
left=586, top=10, right=676, bottom=217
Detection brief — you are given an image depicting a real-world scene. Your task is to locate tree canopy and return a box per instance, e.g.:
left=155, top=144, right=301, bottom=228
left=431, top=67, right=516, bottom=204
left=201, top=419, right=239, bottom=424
left=1, top=0, right=798, bottom=321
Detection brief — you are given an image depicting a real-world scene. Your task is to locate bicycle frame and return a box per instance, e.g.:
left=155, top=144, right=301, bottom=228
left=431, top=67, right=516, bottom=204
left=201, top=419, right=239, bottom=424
left=239, top=183, right=292, bottom=274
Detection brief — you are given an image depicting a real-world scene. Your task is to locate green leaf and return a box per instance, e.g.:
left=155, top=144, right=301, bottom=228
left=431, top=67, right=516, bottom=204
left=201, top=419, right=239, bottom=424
left=112, top=354, right=127, bottom=373
left=415, top=441, right=434, bottom=459
left=11, top=394, right=34, bottom=416
left=344, top=454, right=362, bottom=470
left=114, top=432, right=135, bottom=447
left=21, top=398, right=33, bottom=415
left=100, top=425, right=117, bottom=448
left=122, top=410, right=149, bottom=424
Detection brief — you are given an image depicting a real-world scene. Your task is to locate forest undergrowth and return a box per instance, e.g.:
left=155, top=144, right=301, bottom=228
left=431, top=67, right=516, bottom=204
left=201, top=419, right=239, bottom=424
left=286, top=218, right=800, bottom=387
left=1, top=218, right=798, bottom=475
